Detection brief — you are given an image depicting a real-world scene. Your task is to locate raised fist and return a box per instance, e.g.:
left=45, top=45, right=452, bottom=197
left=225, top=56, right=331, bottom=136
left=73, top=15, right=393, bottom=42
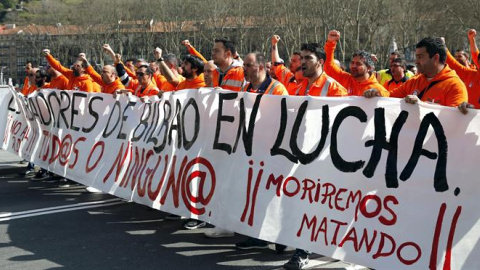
left=271, top=35, right=281, bottom=45
left=328, top=30, right=341, bottom=42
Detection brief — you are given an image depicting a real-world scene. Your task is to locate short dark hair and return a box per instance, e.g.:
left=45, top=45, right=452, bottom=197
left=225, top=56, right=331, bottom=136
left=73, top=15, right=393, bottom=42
left=416, top=37, right=447, bottom=64
left=352, top=50, right=375, bottom=70
left=125, top=58, right=137, bottom=64
left=300, top=43, right=326, bottom=61
left=184, top=55, right=205, bottom=74
left=391, top=58, right=406, bottom=69
left=454, top=49, right=470, bottom=60
left=137, top=65, right=154, bottom=76
left=36, top=68, right=51, bottom=83
left=292, top=51, right=301, bottom=57
left=214, top=38, right=237, bottom=55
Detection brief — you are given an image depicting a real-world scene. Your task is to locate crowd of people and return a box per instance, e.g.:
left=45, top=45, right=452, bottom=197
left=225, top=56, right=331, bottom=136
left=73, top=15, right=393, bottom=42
left=15, top=28, right=480, bottom=270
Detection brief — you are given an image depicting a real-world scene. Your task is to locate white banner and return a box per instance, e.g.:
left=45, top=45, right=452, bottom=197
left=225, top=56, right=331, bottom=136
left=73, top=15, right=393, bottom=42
left=1, top=85, right=480, bottom=269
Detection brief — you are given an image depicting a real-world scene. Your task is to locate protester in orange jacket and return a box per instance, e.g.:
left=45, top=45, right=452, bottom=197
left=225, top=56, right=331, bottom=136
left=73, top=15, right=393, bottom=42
left=153, top=48, right=186, bottom=91
left=294, top=43, right=347, bottom=97
left=21, top=67, right=38, bottom=96
left=45, top=65, right=69, bottom=90
left=270, top=35, right=305, bottom=95
left=20, top=61, right=33, bottom=94
left=364, top=37, right=467, bottom=108
left=43, top=49, right=98, bottom=93
left=78, top=53, right=127, bottom=95
left=240, top=52, right=288, bottom=95
left=324, top=30, right=389, bottom=97
left=175, top=55, right=206, bottom=90
left=443, top=49, right=479, bottom=109
left=383, top=58, right=409, bottom=93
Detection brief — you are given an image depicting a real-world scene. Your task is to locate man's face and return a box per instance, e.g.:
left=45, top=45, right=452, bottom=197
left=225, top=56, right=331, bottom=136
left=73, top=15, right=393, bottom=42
left=136, top=67, right=150, bottom=87
left=389, top=53, right=398, bottom=65
left=72, top=61, right=83, bottom=77
left=289, top=54, right=301, bottom=72
left=28, top=68, right=38, bottom=84
left=349, top=56, right=369, bottom=78
left=204, top=62, right=216, bottom=87
left=149, top=62, right=159, bottom=73
left=415, top=47, right=436, bottom=76
left=25, top=63, right=32, bottom=76
left=454, top=51, right=468, bottom=66
left=243, top=54, right=260, bottom=82
left=181, top=61, right=194, bottom=79
left=212, top=42, right=228, bottom=66
left=390, top=62, right=405, bottom=78
left=125, top=61, right=135, bottom=72
left=101, top=66, right=115, bottom=84
left=300, top=50, right=321, bottom=78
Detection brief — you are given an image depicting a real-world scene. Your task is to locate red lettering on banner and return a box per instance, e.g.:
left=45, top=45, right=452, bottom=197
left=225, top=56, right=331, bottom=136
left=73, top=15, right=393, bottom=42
left=86, top=141, right=105, bottom=173
left=297, top=213, right=422, bottom=266
left=103, top=142, right=132, bottom=183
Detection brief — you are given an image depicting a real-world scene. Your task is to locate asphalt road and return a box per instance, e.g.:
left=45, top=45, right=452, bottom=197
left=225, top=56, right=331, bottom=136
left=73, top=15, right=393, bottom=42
left=0, top=150, right=368, bottom=270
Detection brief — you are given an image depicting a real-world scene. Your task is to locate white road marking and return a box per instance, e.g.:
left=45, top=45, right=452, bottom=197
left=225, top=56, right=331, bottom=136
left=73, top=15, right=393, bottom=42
left=0, top=198, right=125, bottom=222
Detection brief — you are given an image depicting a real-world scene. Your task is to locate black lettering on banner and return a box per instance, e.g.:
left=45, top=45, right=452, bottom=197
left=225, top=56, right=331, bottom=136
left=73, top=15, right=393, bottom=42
left=103, top=100, right=121, bottom=138
left=132, top=103, right=151, bottom=142
left=117, top=101, right=136, bottom=140
left=21, top=97, right=35, bottom=121
left=58, top=91, right=71, bottom=129
left=27, top=97, right=41, bottom=124
left=330, top=106, right=366, bottom=172
left=400, top=112, right=449, bottom=192
left=213, top=92, right=238, bottom=154
left=83, top=96, right=103, bottom=133
left=34, top=93, right=52, bottom=126
left=290, top=103, right=329, bottom=165
left=168, top=99, right=182, bottom=148
left=182, top=98, right=200, bottom=150
left=232, top=94, right=262, bottom=156
left=7, top=96, right=20, bottom=114
left=70, top=92, right=87, bottom=131
left=47, top=91, right=61, bottom=127
left=363, top=109, right=409, bottom=188
left=152, top=101, right=172, bottom=153
left=145, top=102, right=160, bottom=143
left=271, top=98, right=297, bottom=163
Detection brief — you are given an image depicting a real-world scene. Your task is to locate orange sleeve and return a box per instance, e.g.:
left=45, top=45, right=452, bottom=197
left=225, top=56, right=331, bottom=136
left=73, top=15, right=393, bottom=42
left=120, top=62, right=137, bottom=79
left=324, top=41, right=351, bottom=85
left=472, top=50, right=479, bottom=68
left=46, top=54, right=73, bottom=79
left=272, top=64, right=293, bottom=86
left=187, top=45, right=208, bottom=63
left=85, top=65, right=103, bottom=85
left=446, top=50, right=476, bottom=81
left=21, top=77, right=29, bottom=95
left=389, top=81, right=411, bottom=98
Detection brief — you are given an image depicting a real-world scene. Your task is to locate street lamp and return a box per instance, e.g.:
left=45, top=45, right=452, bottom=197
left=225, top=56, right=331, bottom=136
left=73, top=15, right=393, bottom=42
left=0, top=66, right=6, bottom=85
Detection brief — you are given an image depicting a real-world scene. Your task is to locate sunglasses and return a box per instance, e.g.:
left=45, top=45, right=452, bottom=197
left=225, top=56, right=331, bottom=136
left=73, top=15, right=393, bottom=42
left=136, top=72, right=146, bottom=76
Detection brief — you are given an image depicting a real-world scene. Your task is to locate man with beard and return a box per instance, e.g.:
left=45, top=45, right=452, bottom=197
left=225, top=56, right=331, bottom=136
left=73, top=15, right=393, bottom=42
left=376, top=51, right=415, bottom=85
left=294, top=43, right=347, bottom=97
left=43, top=49, right=98, bottom=92
left=155, top=49, right=205, bottom=90
left=324, top=30, right=389, bottom=97
left=364, top=37, right=467, bottom=108
left=45, top=65, right=68, bottom=90
left=21, top=67, right=38, bottom=96
left=454, top=49, right=473, bottom=68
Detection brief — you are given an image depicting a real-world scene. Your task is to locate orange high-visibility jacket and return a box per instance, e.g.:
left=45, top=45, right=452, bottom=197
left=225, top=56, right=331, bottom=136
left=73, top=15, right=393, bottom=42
left=295, top=72, right=347, bottom=97
left=324, top=40, right=389, bottom=97
left=135, top=81, right=160, bottom=97
left=22, top=84, right=37, bottom=96
left=240, top=76, right=288, bottom=96
left=446, top=50, right=480, bottom=108
left=85, top=66, right=128, bottom=94
left=213, top=61, right=245, bottom=92
left=272, top=64, right=300, bottom=95
left=20, top=77, right=30, bottom=95
left=46, top=74, right=69, bottom=90
left=46, top=54, right=96, bottom=93
left=157, top=74, right=185, bottom=92
left=383, top=77, right=408, bottom=93
left=390, top=65, right=468, bottom=107
left=177, top=73, right=206, bottom=90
